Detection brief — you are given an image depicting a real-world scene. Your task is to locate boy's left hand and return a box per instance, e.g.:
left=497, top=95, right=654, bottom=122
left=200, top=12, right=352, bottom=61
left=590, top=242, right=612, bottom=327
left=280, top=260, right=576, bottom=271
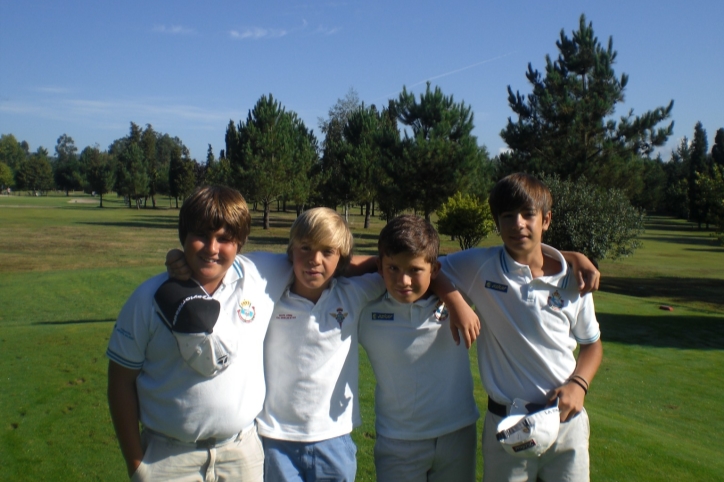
left=447, top=301, right=480, bottom=349
left=563, top=252, right=600, bottom=294
left=547, top=381, right=586, bottom=422
left=166, top=249, right=191, bottom=280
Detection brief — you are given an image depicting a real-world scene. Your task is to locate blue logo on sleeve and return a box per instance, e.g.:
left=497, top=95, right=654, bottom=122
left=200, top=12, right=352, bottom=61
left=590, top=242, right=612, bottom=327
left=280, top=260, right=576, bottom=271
left=371, top=313, right=394, bottom=321
left=485, top=280, right=508, bottom=293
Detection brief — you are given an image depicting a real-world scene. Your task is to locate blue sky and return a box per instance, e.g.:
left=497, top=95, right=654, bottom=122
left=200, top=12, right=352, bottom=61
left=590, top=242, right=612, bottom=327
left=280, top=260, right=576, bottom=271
left=1, top=0, right=722, bottom=161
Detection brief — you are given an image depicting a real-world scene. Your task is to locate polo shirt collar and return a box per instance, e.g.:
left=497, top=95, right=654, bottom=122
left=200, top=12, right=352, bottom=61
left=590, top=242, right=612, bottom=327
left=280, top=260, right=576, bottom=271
left=498, top=244, right=571, bottom=287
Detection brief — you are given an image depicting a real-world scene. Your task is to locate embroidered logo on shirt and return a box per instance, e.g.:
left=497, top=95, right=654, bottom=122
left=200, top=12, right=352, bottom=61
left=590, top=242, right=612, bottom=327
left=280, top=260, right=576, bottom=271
left=237, top=299, right=256, bottom=322
left=547, top=290, right=566, bottom=311
left=330, top=307, right=348, bottom=327
left=434, top=303, right=449, bottom=322
left=485, top=280, right=508, bottom=293
left=372, top=312, right=394, bottom=320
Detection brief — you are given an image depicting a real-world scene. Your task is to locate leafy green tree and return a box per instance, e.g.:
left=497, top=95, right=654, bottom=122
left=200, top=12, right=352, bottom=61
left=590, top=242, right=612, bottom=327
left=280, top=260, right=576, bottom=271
left=662, top=137, right=691, bottom=218
left=394, top=82, right=481, bottom=220
left=81, top=146, right=116, bottom=207
left=689, top=122, right=710, bottom=228
left=632, top=155, right=667, bottom=212
left=117, top=144, right=149, bottom=209
left=542, top=175, right=645, bottom=263
left=286, top=114, right=319, bottom=216
left=16, top=148, right=54, bottom=194
left=499, top=14, right=673, bottom=199
left=340, top=104, right=394, bottom=228
left=436, top=192, right=495, bottom=250
left=697, top=165, right=724, bottom=244
left=0, top=134, right=27, bottom=170
left=317, top=88, right=361, bottom=211
left=141, top=124, right=161, bottom=208
left=168, top=145, right=196, bottom=208
left=712, top=128, right=724, bottom=168
left=0, top=162, right=14, bottom=191
left=54, top=134, right=83, bottom=195
left=230, top=94, right=301, bottom=229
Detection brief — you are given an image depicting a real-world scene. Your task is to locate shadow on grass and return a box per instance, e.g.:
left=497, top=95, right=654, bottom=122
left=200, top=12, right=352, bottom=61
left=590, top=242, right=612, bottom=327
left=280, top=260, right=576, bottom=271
left=598, top=313, right=724, bottom=349
left=33, top=318, right=116, bottom=325
left=354, top=233, right=380, bottom=241
left=247, top=236, right=288, bottom=246
left=643, top=234, right=720, bottom=247
left=79, top=220, right=176, bottom=230
left=601, top=277, right=724, bottom=309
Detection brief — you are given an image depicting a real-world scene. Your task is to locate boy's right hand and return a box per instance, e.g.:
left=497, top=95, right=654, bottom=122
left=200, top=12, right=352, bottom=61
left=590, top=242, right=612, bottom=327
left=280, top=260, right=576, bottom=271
left=166, top=249, right=191, bottom=280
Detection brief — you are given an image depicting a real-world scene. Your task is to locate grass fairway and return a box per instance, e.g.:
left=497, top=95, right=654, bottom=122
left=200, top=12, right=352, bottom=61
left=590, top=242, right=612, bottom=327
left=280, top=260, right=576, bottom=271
left=1, top=195, right=723, bottom=480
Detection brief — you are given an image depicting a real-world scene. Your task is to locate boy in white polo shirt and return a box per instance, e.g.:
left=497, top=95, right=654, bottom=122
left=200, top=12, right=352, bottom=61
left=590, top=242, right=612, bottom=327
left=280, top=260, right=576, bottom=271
left=256, top=207, right=385, bottom=481
left=358, top=215, right=480, bottom=482
left=107, top=186, right=292, bottom=481
left=256, top=207, right=478, bottom=482
left=440, top=173, right=603, bottom=482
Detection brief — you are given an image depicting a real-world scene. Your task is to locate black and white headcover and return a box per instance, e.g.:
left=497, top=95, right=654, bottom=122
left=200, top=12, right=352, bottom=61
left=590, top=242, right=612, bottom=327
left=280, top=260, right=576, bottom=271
left=153, top=278, right=231, bottom=377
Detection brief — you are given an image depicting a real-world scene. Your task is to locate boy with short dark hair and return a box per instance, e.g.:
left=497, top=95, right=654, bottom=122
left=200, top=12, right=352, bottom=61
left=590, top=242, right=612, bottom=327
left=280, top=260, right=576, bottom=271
left=440, top=173, right=603, bottom=481
left=107, top=185, right=292, bottom=481
left=358, top=214, right=480, bottom=481
left=256, top=208, right=479, bottom=482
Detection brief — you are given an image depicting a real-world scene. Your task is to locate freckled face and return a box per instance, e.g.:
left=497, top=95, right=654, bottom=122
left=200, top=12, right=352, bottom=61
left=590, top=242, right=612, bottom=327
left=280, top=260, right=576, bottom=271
left=379, top=252, right=439, bottom=304
left=290, top=242, right=341, bottom=303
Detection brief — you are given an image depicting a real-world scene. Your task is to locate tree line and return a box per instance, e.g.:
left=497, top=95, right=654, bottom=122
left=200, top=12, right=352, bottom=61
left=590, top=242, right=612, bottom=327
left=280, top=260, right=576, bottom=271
left=1, top=14, right=723, bottom=252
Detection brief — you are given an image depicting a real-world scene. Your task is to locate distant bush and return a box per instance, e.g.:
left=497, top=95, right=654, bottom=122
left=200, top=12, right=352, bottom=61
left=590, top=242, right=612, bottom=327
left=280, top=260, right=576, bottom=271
left=436, top=192, right=495, bottom=250
left=542, top=175, right=645, bottom=263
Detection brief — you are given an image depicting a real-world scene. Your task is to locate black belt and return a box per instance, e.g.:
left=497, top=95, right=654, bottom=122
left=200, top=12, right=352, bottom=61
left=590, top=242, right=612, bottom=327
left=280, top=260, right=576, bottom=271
left=487, top=396, right=507, bottom=417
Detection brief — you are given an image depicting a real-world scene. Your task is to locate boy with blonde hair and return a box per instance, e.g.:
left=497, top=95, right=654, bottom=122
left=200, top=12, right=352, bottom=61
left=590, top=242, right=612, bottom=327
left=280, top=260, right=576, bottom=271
left=440, top=173, right=603, bottom=481
left=359, top=215, right=480, bottom=481
left=107, top=186, right=292, bottom=481
left=257, top=207, right=385, bottom=481
left=257, top=207, right=478, bottom=481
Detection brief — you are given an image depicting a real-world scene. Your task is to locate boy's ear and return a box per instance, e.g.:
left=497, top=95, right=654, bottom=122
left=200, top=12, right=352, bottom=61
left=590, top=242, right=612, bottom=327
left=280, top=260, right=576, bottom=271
left=542, top=210, right=552, bottom=232
left=430, top=260, right=441, bottom=279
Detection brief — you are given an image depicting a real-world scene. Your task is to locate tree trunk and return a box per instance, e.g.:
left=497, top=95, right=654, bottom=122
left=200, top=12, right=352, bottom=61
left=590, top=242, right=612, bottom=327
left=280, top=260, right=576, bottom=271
left=99, top=193, right=104, bottom=208
left=364, top=202, right=371, bottom=229
left=263, top=201, right=271, bottom=229
left=344, top=204, right=349, bottom=222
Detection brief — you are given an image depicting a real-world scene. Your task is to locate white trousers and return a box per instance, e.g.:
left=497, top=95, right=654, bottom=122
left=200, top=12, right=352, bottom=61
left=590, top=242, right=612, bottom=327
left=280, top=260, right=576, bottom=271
left=482, top=409, right=590, bottom=482
left=374, top=423, right=477, bottom=482
left=131, top=424, right=264, bottom=482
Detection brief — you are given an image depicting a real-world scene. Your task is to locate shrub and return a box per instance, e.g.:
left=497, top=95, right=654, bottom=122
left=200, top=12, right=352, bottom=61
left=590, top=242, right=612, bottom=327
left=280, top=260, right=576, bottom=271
left=542, top=175, right=645, bottom=263
left=436, top=192, right=495, bottom=250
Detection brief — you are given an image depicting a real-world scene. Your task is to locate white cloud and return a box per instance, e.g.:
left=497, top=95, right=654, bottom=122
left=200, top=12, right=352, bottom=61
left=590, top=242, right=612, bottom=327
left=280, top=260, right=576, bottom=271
left=153, top=24, right=195, bottom=35
left=229, top=27, right=287, bottom=40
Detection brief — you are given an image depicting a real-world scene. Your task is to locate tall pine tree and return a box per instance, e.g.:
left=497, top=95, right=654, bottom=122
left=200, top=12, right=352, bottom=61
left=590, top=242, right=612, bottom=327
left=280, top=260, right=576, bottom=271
left=499, top=14, right=673, bottom=199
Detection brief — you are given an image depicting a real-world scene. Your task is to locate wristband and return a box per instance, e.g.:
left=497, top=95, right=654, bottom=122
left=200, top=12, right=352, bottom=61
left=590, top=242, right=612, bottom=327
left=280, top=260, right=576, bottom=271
left=568, top=377, right=588, bottom=395
left=570, top=374, right=589, bottom=390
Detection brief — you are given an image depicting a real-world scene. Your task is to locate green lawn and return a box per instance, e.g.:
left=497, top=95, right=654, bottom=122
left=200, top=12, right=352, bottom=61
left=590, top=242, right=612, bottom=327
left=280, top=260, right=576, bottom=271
left=1, top=194, right=722, bottom=480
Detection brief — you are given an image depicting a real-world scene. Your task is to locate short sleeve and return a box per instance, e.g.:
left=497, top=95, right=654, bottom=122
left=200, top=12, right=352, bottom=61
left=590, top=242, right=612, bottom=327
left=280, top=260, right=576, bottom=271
left=346, top=272, right=386, bottom=307
left=572, top=293, right=600, bottom=345
left=439, top=248, right=492, bottom=298
left=244, top=251, right=294, bottom=303
left=106, top=274, right=166, bottom=369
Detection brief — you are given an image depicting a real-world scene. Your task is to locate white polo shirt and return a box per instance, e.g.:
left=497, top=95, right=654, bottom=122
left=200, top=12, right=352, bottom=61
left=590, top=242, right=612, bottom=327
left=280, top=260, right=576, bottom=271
left=358, top=293, right=480, bottom=440
left=107, top=251, right=292, bottom=443
left=257, top=273, right=385, bottom=442
left=440, top=244, right=600, bottom=406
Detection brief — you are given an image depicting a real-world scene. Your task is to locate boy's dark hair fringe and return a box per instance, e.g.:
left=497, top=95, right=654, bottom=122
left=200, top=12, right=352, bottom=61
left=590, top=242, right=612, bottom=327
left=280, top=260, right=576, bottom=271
left=378, top=215, right=439, bottom=264
left=488, top=173, right=553, bottom=226
left=178, top=185, right=251, bottom=252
